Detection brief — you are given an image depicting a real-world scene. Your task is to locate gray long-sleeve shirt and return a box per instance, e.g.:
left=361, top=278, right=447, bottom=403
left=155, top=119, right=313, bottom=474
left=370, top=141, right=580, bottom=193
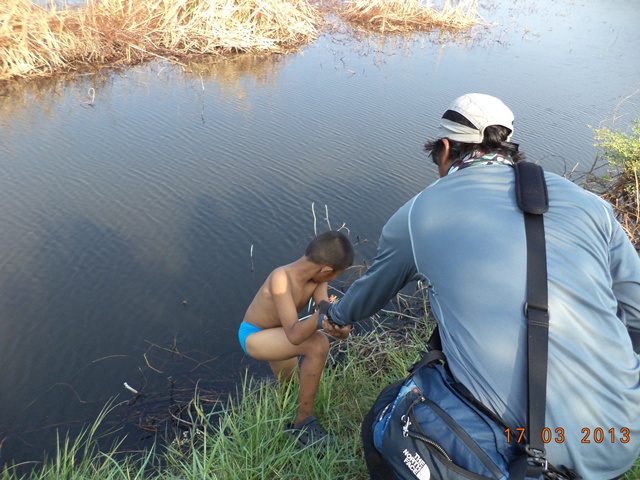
left=331, top=165, right=640, bottom=478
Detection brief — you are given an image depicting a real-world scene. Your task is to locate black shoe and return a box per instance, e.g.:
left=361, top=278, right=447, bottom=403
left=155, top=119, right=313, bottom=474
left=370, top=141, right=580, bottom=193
left=285, top=416, right=335, bottom=448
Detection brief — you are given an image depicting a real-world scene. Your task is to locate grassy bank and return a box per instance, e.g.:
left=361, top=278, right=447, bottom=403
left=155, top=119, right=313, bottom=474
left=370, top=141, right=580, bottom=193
left=1, top=314, right=431, bottom=479
left=2, top=307, right=639, bottom=478
left=0, top=0, right=480, bottom=81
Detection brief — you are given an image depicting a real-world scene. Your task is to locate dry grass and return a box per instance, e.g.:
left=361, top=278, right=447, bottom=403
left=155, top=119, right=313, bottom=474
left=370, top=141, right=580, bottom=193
left=0, top=0, right=322, bottom=81
left=0, top=0, right=482, bottom=82
left=339, top=0, right=480, bottom=33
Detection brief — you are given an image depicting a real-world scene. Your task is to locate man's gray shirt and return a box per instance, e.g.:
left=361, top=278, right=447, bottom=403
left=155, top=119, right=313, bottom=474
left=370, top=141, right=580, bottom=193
left=331, top=166, right=640, bottom=478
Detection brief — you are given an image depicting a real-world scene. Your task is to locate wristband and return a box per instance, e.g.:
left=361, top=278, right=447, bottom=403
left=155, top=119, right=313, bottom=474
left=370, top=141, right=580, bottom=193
left=318, top=300, right=331, bottom=315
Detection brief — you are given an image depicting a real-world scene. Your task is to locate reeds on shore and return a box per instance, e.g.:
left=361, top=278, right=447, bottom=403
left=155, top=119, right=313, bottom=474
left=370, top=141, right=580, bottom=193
left=340, top=0, right=480, bottom=33
left=0, top=0, right=481, bottom=82
left=0, top=0, right=322, bottom=81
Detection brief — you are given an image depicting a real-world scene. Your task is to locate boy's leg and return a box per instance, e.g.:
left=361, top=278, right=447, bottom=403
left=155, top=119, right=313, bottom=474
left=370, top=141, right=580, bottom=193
left=293, top=331, right=329, bottom=426
left=246, top=328, right=330, bottom=427
left=268, top=358, right=298, bottom=383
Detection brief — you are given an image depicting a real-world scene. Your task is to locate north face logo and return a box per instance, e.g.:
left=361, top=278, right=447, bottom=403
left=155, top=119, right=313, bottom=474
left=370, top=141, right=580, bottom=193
left=402, top=448, right=430, bottom=480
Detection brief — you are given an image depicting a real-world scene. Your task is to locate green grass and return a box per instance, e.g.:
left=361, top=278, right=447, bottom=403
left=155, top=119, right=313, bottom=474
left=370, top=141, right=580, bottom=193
left=1, top=401, right=157, bottom=479
left=0, top=318, right=428, bottom=479
left=586, top=117, right=640, bottom=247
left=154, top=319, right=429, bottom=479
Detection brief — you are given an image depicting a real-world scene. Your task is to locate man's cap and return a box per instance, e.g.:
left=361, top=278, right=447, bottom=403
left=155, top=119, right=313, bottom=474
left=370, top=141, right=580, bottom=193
left=438, top=93, right=514, bottom=143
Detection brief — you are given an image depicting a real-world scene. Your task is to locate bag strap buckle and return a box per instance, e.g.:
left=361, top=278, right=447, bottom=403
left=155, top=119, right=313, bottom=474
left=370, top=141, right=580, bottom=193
left=523, top=302, right=549, bottom=318
left=401, top=415, right=411, bottom=438
left=525, top=445, right=549, bottom=476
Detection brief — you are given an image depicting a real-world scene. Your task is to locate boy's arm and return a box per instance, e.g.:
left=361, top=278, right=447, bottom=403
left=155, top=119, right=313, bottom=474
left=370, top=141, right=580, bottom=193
left=312, top=282, right=329, bottom=307
left=270, top=270, right=321, bottom=345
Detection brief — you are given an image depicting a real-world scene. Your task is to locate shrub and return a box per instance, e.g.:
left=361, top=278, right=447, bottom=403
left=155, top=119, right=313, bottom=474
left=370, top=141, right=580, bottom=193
left=588, top=119, right=640, bottom=247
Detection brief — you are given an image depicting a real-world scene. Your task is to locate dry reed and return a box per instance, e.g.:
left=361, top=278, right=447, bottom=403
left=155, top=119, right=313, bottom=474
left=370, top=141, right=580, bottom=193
left=0, top=0, right=322, bottom=81
left=339, top=0, right=480, bottom=33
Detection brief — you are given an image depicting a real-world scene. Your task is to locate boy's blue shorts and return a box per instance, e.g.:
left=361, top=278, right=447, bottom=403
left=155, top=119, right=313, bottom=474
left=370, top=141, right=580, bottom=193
left=238, top=321, right=262, bottom=355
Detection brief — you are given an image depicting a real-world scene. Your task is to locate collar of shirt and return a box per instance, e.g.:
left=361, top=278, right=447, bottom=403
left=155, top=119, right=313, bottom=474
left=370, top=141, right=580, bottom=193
left=447, top=150, right=515, bottom=175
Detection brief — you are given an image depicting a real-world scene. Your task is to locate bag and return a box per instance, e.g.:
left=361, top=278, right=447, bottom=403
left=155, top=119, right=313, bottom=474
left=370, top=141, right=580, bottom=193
left=365, top=349, right=581, bottom=480
left=371, top=355, right=516, bottom=480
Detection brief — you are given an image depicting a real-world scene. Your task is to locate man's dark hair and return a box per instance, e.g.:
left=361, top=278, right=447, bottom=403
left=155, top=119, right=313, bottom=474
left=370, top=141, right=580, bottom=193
left=424, top=125, right=526, bottom=165
left=305, top=231, right=354, bottom=271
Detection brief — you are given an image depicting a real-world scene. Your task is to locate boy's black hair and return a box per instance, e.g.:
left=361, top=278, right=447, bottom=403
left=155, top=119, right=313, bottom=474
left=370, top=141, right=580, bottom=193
left=305, top=231, right=354, bottom=272
left=424, top=125, right=526, bottom=165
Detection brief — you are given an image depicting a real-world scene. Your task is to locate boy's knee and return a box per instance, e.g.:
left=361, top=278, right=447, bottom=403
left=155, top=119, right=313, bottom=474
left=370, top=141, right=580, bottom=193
left=309, top=331, right=330, bottom=356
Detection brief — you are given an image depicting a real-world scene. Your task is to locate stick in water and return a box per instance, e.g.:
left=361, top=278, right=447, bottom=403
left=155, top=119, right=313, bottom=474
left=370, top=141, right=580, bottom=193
left=124, top=382, right=139, bottom=395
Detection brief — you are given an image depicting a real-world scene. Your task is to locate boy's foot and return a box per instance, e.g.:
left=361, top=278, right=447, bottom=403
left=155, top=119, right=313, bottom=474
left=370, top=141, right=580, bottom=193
left=285, top=416, right=335, bottom=448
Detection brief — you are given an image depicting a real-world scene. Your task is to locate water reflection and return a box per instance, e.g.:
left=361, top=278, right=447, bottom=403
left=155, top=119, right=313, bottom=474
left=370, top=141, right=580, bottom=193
left=2, top=0, right=640, bottom=470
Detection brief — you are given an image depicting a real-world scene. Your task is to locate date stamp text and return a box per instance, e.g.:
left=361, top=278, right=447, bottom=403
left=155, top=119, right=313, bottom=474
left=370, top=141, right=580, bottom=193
left=504, top=427, right=631, bottom=444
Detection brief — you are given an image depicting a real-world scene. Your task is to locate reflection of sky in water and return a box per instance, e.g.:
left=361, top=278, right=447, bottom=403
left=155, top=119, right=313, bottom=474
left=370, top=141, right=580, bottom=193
left=1, top=0, right=640, bottom=466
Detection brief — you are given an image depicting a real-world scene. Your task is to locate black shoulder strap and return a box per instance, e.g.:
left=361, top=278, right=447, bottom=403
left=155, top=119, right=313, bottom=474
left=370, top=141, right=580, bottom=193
left=514, top=161, right=551, bottom=478
left=408, top=349, right=446, bottom=375
left=515, top=161, right=548, bottom=215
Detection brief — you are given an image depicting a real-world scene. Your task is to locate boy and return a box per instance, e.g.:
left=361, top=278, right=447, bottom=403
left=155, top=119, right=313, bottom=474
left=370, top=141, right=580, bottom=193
left=238, top=230, right=354, bottom=447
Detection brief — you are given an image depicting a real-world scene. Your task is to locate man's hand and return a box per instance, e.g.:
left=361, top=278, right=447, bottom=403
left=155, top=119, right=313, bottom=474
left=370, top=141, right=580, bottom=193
left=317, top=299, right=350, bottom=338
left=318, top=300, right=347, bottom=326
left=322, top=317, right=351, bottom=339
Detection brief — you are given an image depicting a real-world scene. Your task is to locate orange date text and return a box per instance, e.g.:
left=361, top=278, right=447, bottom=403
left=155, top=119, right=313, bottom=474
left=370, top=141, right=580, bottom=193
left=504, top=427, right=630, bottom=444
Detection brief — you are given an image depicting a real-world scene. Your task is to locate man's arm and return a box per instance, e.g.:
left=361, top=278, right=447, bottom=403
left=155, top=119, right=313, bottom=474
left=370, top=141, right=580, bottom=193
left=609, top=212, right=640, bottom=354
left=311, top=283, right=351, bottom=339
left=330, top=201, right=420, bottom=326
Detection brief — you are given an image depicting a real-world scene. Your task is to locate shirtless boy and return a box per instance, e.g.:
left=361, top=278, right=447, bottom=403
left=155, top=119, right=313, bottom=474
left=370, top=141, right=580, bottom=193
left=238, top=231, right=354, bottom=447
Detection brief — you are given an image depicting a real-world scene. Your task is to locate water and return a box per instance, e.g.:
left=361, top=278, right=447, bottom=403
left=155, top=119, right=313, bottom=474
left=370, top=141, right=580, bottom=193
left=1, top=0, right=639, bottom=469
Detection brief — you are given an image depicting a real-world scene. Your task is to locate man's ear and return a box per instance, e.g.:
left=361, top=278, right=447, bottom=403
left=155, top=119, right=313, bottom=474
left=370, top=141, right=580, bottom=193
left=437, top=138, right=451, bottom=177
left=320, top=266, right=334, bottom=273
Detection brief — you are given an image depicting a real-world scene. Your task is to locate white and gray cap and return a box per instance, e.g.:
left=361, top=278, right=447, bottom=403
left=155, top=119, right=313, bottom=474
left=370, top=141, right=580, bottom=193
left=438, top=93, right=514, bottom=143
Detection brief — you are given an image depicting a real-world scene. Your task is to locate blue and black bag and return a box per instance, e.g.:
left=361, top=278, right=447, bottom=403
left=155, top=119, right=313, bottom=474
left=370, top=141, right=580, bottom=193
left=364, top=347, right=581, bottom=480
left=371, top=350, right=516, bottom=479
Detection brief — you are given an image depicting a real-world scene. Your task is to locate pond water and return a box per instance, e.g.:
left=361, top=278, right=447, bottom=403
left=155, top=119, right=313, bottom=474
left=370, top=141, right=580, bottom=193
left=1, top=0, right=639, bottom=470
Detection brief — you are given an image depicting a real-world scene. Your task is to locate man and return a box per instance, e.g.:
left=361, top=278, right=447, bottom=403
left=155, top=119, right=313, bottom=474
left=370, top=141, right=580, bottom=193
left=327, top=94, right=640, bottom=478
